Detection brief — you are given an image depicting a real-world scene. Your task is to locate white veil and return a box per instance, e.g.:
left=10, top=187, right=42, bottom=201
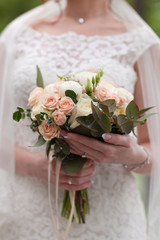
left=0, top=0, right=160, bottom=239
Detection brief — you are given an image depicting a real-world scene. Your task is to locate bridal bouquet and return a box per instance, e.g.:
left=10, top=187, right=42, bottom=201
left=13, top=66, right=153, bottom=229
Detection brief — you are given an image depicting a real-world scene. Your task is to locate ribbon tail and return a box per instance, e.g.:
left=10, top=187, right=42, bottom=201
left=64, top=190, right=76, bottom=240
left=48, top=156, right=64, bottom=240
left=70, top=191, right=79, bottom=224
left=55, top=158, right=62, bottom=228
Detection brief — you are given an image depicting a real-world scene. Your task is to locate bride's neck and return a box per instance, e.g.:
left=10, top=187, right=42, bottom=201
left=65, top=0, right=110, bottom=19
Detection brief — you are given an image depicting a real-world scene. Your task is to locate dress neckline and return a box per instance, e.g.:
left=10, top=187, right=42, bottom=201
left=25, top=24, right=137, bottom=40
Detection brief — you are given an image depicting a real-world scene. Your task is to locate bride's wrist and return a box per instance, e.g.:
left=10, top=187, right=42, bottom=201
left=123, top=145, right=151, bottom=174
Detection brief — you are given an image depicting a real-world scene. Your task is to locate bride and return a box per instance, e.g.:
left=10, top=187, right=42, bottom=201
left=0, top=0, right=160, bottom=239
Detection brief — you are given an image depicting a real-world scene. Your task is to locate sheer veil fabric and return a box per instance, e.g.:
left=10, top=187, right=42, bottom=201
left=0, top=0, right=160, bottom=239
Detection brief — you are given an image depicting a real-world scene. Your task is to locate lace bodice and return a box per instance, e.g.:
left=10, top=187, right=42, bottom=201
left=1, top=26, right=153, bottom=240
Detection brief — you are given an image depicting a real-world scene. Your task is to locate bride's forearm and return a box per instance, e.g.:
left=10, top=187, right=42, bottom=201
left=15, top=145, right=37, bottom=176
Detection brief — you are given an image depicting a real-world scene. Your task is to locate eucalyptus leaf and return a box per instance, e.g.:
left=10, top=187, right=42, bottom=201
left=139, top=107, right=154, bottom=115
left=62, top=155, right=87, bottom=174
left=99, top=99, right=116, bottom=114
left=46, top=139, right=56, bottom=157
left=126, top=101, right=139, bottom=120
left=62, top=142, right=70, bottom=155
left=76, top=114, right=103, bottom=135
left=32, top=135, right=46, bottom=147
left=91, top=102, right=111, bottom=133
left=117, top=114, right=133, bottom=134
left=54, top=143, right=61, bottom=153
left=36, top=65, right=44, bottom=88
left=133, top=113, right=156, bottom=127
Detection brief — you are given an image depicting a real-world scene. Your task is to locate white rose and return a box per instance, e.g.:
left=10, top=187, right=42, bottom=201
left=31, top=102, right=51, bottom=120
left=74, top=72, right=97, bottom=88
left=69, top=94, right=93, bottom=129
left=44, top=83, right=56, bottom=94
left=116, top=88, right=134, bottom=105
left=59, top=81, right=82, bottom=99
left=98, top=80, right=116, bottom=93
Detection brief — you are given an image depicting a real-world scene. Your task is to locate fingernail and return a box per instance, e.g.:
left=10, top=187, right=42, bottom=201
left=102, top=133, right=112, bottom=141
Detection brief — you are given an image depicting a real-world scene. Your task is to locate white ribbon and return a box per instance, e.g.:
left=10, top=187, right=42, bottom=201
left=48, top=156, right=76, bottom=240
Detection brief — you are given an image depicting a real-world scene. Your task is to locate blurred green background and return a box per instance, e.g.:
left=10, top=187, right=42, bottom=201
left=0, top=0, right=160, bottom=35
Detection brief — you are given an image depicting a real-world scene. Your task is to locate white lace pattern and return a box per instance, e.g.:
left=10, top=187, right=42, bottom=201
left=0, top=26, right=155, bottom=240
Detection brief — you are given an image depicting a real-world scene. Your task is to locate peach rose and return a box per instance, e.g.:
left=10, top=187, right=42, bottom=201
left=58, top=97, right=75, bottom=115
left=94, top=86, right=113, bottom=102
left=111, top=94, right=127, bottom=107
left=38, top=120, right=60, bottom=140
left=41, top=93, right=58, bottom=110
left=52, top=110, right=67, bottom=126
left=28, top=87, right=44, bottom=107
left=44, top=80, right=62, bottom=95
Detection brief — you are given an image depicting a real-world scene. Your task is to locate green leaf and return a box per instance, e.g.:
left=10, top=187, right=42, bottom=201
left=117, top=115, right=133, bottom=134
left=36, top=65, right=44, bottom=88
left=54, top=143, right=61, bottom=153
left=126, top=101, right=139, bottom=120
left=139, top=107, right=154, bottom=115
left=32, top=135, right=46, bottom=147
left=62, top=142, right=70, bottom=155
left=133, top=113, right=156, bottom=127
left=21, top=112, right=25, bottom=119
left=91, top=102, right=111, bottom=133
left=85, top=78, right=92, bottom=94
left=13, top=111, right=22, bottom=122
left=95, top=68, right=104, bottom=86
left=92, top=76, right=96, bottom=88
left=55, top=138, right=70, bottom=155
left=62, top=154, right=87, bottom=174
left=48, top=117, right=54, bottom=125
left=99, top=99, right=116, bottom=114
left=35, top=114, right=41, bottom=125
left=46, top=139, right=56, bottom=157
left=76, top=114, right=104, bottom=136
left=17, top=107, right=24, bottom=112
left=65, top=90, right=78, bottom=104
left=57, top=74, right=64, bottom=80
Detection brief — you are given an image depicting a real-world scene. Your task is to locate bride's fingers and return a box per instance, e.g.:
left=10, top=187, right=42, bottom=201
left=58, top=163, right=95, bottom=178
left=60, top=174, right=93, bottom=186
left=52, top=158, right=94, bottom=174
left=69, top=143, right=104, bottom=161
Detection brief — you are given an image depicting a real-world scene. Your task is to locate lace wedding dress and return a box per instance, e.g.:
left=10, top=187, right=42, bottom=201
left=0, top=26, right=154, bottom=240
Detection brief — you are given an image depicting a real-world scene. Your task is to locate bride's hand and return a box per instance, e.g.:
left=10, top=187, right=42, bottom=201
left=34, top=152, right=95, bottom=190
left=61, top=132, right=147, bottom=168
left=15, top=146, right=95, bottom=191
left=52, top=158, right=95, bottom=191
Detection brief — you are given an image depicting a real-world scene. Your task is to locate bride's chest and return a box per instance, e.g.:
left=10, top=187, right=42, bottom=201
left=13, top=27, right=141, bottom=107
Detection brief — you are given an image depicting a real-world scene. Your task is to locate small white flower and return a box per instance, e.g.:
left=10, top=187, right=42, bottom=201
left=31, top=102, right=51, bottom=120
left=69, top=94, right=94, bottom=129
left=74, top=72, right=97, bottom=88
left=98, top=80, right=116, bottom=93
